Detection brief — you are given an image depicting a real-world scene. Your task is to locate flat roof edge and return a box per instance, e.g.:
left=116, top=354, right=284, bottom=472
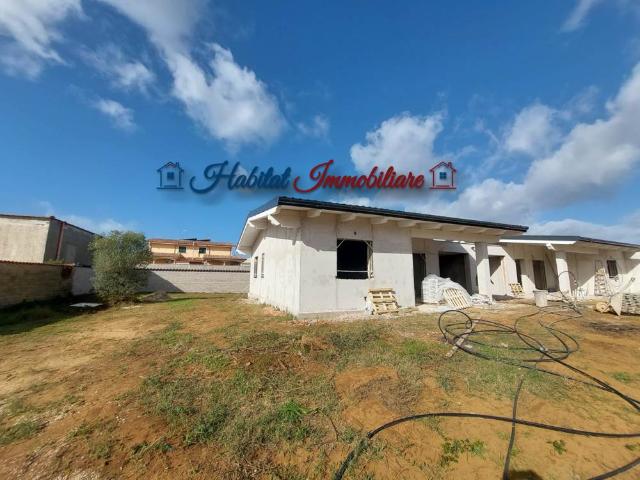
left=244, top=196, right=529, bottom=232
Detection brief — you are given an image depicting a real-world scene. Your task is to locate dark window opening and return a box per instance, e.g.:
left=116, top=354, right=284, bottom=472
left=439, top=171, right=447, bottom=180
left=606, top=260, right=619, bottom=278
left=337, top=239, right=371, bottom=279
left=515, top=259, right=523, bottom=285
left=532, top=260, right=547, bottom=290
left=167, top=171, right=175, bottom=180
left=178, top=246, right=187, bottom=253
left=253, top=256, right=258, bottom=278
left=198, top=247, right=206, bottom=254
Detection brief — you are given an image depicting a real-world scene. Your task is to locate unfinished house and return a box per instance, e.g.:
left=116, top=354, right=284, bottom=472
left=0, top=214, right=96, bottom=266
left=237, top=197, right=528, bottom=315
left=498, top=235, right=640, bottom=297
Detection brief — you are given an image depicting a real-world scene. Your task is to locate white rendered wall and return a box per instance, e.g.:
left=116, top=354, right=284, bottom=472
left=248, top=225, right=301, bottom=314
left=298, top=215, right=415, bottom=314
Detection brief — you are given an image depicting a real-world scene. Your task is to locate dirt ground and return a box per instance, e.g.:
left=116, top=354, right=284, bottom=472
left=0, top=294, right=639, bottom=479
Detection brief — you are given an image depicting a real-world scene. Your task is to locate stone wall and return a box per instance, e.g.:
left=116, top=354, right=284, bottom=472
left=141, top=265, right=249, bottom=293
left=0, top=261, right=72, bottom=307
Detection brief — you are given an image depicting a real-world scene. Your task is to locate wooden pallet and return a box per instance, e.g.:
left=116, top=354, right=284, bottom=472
left=443, top=288, right=471, bottom=309
left=367, top=288, right=399, bottom=314
left=509, top=283, right=524, bottom=297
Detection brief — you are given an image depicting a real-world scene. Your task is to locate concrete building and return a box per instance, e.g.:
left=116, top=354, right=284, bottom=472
left=237, top=197, right=640, bottom=316
left=237, top=197, right=528, bottom=315
left=149, top=238, right=245, bottom=266
left=0, top=214, right=96, bottom=265
left=499, top=235, right=640, bottom=297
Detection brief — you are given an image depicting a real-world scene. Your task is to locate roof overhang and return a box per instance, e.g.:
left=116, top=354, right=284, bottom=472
left=237, top=197, right=528, bottom=254
left=500, top=235, right=640, bottom=256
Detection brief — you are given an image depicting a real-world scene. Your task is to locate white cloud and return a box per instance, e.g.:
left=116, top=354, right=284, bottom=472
left=420, top=62, right=640, bottom=224
left=504, top=103, right=561, bottom=157
left=530, top=211, right=640, bottom=243
left=98, top=0, right=286, bottom=148
left=167, top=45, right=286, bottom=148
left=82, top=45, right=155, bottom=93
left=0, top=0, right=82, bottom=78
left=297, top=114, right=330, bottom=139
left=562, top=0, right=603, bottom=32
left=37, top=201, right=135, bottom=234
left=350, top=113, right=444, bottom=173
left=93, top=98, right=136, bottom=131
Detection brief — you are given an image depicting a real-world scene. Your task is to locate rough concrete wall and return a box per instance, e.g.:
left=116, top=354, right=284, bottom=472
left=143, top=267, right=249, bottom=293
left=298, top=215, right=415, bottom=314
left=370, top=222, right=415, bottom=308
left=0, top=261, right=72, bottom=307
left=249, top=225, right=301, bottom=313
left=72, top=267, right=94, bottom=295
left=0, top=218, right=49, bottom=263
left=44, top=221, right=95, bottom=266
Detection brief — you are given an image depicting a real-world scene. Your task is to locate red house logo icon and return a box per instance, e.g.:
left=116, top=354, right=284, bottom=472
left=429, top=161, right=456, bottom=190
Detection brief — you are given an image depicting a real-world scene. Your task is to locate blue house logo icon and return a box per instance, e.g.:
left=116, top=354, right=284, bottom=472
left=157, top=162, right=184, bottom=189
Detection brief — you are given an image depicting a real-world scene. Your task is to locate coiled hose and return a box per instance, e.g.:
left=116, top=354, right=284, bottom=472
left=333, top=304, right=640, bottom=479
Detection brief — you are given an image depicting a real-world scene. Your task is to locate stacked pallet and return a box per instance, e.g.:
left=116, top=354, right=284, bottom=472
left=509, top=283, right=525, bottom=297
left=367, top=288, right=399, bottom=314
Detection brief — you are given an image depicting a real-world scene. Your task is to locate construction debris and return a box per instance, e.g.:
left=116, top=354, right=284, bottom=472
left=366, top=288, right=399, bottom=314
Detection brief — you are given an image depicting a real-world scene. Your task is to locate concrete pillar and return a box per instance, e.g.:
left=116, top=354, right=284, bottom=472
left=475, top=242, right=491, bottom=296
left=555, top=251, right=571, bottom=292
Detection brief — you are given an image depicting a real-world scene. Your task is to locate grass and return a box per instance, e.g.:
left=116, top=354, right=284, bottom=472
left=439, top=438, right=486, bottom=467
left=2, top=294, right=637, bottom=479
left=0, top=419, right=43, bottom=445
left=612, top=372, right=633, bottom=383
left=548, top=439, right=567, bottom=455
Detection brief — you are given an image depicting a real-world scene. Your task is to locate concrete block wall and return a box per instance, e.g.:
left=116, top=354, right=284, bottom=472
left=0, top=261, right=72, bottom=307
left=143, top=266, right=249, bottom=293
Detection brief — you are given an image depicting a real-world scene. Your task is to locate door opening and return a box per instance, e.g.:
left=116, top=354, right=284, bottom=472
left=413, top=253, right=426, bottom=303
left=532, top=260, right=547, bottom=290
left=439, top=253, right=470, bottom=293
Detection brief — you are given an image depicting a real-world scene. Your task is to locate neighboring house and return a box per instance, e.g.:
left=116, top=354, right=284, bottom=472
left=157, top=162, right=184, bottom=189
left=237, top=197, right=640, bottom=316
left=148, top=238, right=246, bottom=266
left=0, top=214, right=96, bottom=265
left=429, top=161, right=456, bottom=189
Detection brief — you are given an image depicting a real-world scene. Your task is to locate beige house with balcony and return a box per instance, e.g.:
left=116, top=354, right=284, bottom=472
left=149, top=238, right=245, bottom=266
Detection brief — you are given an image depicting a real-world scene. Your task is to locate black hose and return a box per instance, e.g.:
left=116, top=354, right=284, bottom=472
left=333, top=304, right=640, bottom=479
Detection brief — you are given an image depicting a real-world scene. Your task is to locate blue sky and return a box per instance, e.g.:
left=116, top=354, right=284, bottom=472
left=1, top=0, right=640, bottom=243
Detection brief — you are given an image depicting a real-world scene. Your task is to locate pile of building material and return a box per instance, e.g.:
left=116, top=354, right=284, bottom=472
left=421, top=274, right=483, bottom=309
left=622, top=293, right=640, bottom=315
left=367, top=288, right=400, bottom=314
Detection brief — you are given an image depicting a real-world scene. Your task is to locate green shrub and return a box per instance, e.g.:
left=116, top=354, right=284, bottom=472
left=90, top=231, right=152, bottom=303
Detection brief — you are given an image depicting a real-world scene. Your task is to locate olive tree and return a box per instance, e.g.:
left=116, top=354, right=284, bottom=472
left=90, top=231, right=152, bottom=303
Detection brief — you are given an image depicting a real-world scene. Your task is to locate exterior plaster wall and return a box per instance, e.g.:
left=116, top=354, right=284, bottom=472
left=249, top=225, right=301, bottom=314
left=0, top=217, right=50, bottom=263
left=298, top=215, right=415, bottom=314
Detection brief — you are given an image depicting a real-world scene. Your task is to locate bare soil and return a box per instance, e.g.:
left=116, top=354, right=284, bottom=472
left=0, top=294, right=638, bottom=479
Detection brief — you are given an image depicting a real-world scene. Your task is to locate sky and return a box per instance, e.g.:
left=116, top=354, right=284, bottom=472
left=1, top=0, right=640, bottom=244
